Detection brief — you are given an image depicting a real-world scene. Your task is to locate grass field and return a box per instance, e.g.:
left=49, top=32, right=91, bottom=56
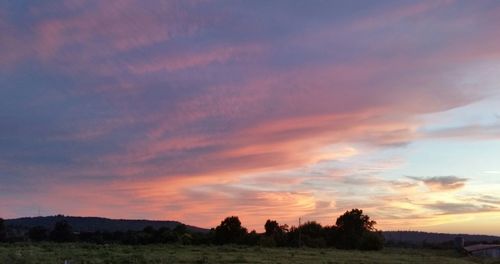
left=1, top=243, right=499, bottom=264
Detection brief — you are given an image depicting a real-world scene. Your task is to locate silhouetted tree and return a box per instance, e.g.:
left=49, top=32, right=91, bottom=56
left=323, top=225, right=339, bottom=247
left=244, top=230, right=260, bottom=246
left=0, top=218, right=5, bottom=242
left=265, top=220, right=280, bottom=236
left=298, top=221, right=326, bottom=247
left=191, top=231, right=213, bottom=245
left=50, top=220, right=75, bottom=242
left=214, top=216, right=248, bottom=244
left=137, top=226, right=155, bottom=244
left=173, top=224, right=187, bottom=235
left=285, top=226, right=304, bottom=247
left=275, top=223, right=289, bottom=246
left=335, top=209, right=381, bottom=250
left=263, top=219, right=288, bottom=246
left=156, top=227, right=178, bottom=243
left=29, top=226, right=48, bottom=242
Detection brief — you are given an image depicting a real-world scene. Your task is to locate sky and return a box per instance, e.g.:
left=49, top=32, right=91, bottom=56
left=1, top=0, right=500, bottom=235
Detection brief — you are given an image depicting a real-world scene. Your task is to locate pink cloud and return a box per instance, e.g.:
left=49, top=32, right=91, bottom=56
left=35, top=2, right=167, bottom=58
left=351, top=0, right=455, bottom=31
left=28, top=0, right=213, bottom=74
left=128, top=44, right=264, bottom=74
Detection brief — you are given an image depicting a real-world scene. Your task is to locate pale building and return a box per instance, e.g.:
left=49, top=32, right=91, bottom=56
left=464, top=244, right=500, bottom=258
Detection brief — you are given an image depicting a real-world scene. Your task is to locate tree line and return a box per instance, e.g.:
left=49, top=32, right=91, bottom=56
left=0, top=209, right=384, bottom=250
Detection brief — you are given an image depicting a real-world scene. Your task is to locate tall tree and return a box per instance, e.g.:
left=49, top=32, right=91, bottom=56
left=264, top=220, right=280, bottom=236
left=335, top=209, right=378, bottom=249
left=263, top=219, right=288, bottom=247
left=214, top=216, right=247, bottom=244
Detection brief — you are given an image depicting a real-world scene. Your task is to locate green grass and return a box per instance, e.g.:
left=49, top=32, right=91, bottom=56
left=1, top=243, right=499, bottom=264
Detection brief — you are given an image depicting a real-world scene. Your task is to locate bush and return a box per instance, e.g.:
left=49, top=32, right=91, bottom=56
left=303, top=237, right=327, bottom=248
left=259, top=236, right=276, bottom=247
left=243, top=230, right=260, bottom=246
left=0, top=218, right=5, bottom=242
left=50, top=221, right=75, bottom=242
left=359, top=231, right=384, bottom=250
left=28, top=226, right=48, bottom=242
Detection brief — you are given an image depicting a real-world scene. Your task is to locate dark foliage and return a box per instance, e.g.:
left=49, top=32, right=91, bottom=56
left=359, top=231, right=385, bottom=250
left=190, top=229, right=214, bottom=245
left=173, top=224, right=187, bottom=235
left=264, top=220, right=280, bottom=236
left=243, top=230, right=260, bottom=246
left=335, top=209, right=381, bottom=250
left=28, top=226, right=49, bottom=241
left=50, top=221, right=76, bottom=242
left=2, top=209, right=387, bottom=250
left=154, top=227, right=177, bottom=244
left=297, top=221, right=326, bottom=248
left=0, top=218, right=5, bottom=242
left=323, top=225, right=339, bottom=247
left=214, top=216, right=248, bottom=244
left=263, top=219, right=288, bottom=247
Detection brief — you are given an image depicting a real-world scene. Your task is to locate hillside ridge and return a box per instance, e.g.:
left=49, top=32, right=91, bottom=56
left=5, top=215, right=209, bottom=233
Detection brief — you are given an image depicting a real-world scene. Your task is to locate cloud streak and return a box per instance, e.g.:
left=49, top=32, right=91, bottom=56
left=408, top=176, right=468, bottom=191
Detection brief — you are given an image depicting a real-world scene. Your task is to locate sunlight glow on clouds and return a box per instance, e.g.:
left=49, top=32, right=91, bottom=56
left=1, top=0, right=500, bottom=235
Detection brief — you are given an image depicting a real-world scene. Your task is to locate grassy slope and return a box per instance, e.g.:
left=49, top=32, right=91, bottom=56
left=1, top=243, right=499, bottom=264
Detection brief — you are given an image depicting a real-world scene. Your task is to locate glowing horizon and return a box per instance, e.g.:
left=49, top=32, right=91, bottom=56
left=1, top=0, right=499, bottom=235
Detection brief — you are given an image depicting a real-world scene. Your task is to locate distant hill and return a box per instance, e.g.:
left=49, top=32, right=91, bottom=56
left=5, top=215, right=209, bottom=233
left=383, top=231, right=500, bottom=246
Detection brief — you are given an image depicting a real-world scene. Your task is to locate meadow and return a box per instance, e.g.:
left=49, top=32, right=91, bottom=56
left=1, top=243, right=499, bottom=264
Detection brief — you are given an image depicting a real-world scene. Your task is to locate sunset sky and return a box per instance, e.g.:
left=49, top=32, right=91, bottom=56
left=1, top=0, right=500, bottom=235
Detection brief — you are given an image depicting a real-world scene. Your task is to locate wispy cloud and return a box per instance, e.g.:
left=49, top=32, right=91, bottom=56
left=424, top=202, right=498, bottom=215
left=408, top=176, right=468, bottom=191
left=425, top=123, right=500, bottom=140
